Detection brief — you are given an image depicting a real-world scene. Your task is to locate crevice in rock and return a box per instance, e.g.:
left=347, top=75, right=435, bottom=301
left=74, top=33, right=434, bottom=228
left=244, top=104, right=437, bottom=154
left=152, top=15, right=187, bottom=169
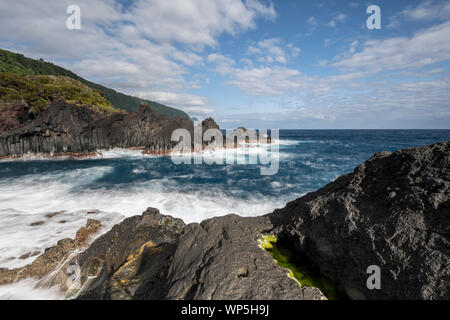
left=258, top=235, right=346, bottom=300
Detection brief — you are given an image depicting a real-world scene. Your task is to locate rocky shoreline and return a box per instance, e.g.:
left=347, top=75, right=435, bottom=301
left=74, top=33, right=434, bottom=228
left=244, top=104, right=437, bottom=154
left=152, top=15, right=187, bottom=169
left=0, top=100, right=195, bottom=158
left=0, top=140, right=448, bottom=300
left=0, top=99, right=273, bottom=160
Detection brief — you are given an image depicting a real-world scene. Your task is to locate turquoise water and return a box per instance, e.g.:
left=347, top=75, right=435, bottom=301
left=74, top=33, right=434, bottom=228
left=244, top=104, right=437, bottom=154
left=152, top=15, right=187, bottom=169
left=0, top=130, right=449, bottom=270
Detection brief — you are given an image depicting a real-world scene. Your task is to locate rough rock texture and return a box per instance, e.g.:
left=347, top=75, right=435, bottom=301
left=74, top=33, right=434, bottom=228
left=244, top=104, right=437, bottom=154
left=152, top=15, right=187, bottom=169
left=76, top=208, right=186, bottom=300
left=163, top=214, right=323, bottom=300
left=0, top=100, right=194, bottom=157
left=201, top=117, right=220, bottom=132
left=75, top=208, right=324, bottom=300
left=75, top=219, right=102, bottom=244
left=0, top=102, right=35, bottom=133
left=274, top=141, right=450, bottom=300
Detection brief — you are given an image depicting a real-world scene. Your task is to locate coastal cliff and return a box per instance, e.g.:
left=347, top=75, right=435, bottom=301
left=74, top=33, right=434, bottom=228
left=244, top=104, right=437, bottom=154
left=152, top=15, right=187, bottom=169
left=0, top=99, right=195, bottom=157
left=1, top=141, right=448, bottom=300
left=0, top=72, right=200, bottom=157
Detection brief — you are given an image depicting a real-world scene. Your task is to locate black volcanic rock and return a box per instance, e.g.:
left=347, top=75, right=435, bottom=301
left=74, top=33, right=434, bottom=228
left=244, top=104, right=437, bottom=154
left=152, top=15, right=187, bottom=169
left=201, top=117, right=220, bottom=132
left=274, top=141, right=450, bottom=299
left=74, top=209, right=324, bottom=300
left=0, top=100, right=194, bottom=157
left=76, top=208, right=186, bottom=300
left=162, top=214, right=323, bottom=300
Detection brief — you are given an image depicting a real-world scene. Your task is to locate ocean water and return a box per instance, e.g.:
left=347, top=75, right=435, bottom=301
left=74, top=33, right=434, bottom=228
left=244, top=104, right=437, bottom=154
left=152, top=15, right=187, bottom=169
left=0, top=129, right=449, bottom=298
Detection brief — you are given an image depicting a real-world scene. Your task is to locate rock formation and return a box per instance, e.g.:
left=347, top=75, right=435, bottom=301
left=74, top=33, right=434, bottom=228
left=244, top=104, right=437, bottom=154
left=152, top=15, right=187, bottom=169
left=77, top=209, right=324, bottom=300
left=201, top=117, right=220, bottom=132
left=0, top=100, right=194, bottom=157
left=274, top=141, right=450, bottom=300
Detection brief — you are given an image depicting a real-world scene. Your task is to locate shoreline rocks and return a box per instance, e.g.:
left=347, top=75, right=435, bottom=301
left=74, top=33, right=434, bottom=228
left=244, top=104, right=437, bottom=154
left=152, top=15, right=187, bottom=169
left=0, top=141, right=448, bottom=300
left=0, top=219, right=102, bottom=287
left=73, top=209, right=325, bottom=300
left=273, top=141, right=450, bottom=299
left=0, top=100, right=194, bottom=158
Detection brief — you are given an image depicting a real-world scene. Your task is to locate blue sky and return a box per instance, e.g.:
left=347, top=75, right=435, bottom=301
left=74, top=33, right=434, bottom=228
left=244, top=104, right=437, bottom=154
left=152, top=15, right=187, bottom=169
left=1, top=0, right=449, bottom=128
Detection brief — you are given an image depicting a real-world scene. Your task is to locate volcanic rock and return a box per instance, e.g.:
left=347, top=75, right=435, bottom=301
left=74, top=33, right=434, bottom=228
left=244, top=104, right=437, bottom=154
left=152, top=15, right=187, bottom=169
left=0, top=100, right=194, bottom=157
left=274, top=141, right=450, bottom=299
left=75, top=209, right=324, bottom=300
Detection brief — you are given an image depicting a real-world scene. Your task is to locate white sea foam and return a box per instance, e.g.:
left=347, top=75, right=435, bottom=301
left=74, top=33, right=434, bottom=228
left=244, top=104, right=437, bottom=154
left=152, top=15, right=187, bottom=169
left=99, top=148, right=158, bottom=159
left=0, top=161, right=293, bottom=270
left=0, top=142, right=300, bottom=164
left=0, top=279, right=63, bottom=300
left=0, top=208, right=124, bottom=269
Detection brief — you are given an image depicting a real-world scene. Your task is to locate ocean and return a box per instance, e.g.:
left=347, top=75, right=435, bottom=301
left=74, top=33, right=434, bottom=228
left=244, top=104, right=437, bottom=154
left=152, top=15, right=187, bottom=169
left=0, top=129, right=449, bottom=298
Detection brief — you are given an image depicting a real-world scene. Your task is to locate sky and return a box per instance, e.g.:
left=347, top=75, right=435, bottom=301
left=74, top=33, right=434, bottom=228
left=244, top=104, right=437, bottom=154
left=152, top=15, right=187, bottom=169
left=0, top=0, right=450, bottom=129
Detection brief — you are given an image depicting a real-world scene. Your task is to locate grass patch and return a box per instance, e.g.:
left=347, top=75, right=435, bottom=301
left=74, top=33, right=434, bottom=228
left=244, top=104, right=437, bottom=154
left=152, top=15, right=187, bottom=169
left=258, top=235, right=341, bottom=300
left=0, top=72, right=118, bottom=114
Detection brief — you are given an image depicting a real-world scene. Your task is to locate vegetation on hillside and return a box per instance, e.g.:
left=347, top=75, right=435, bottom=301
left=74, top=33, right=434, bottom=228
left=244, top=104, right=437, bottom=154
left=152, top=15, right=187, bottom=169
left=0, top=48, right=191, bottom=120
left=0, top=73, right=117, bottom=114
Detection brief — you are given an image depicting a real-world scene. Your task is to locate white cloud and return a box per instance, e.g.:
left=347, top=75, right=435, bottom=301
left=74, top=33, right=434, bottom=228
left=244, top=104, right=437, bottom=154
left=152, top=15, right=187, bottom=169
left=348, top=40, right=358, bottom=54
left=228, top=66, right=301, bottom=95
left=207, top=54, right=235, bottom=75
left=327, top=13, right=346, bottom=27
left=224, top=17, right=450, bottom=127
left=307, top=16, right=318, bottom=26
left=223, top=72, right=450, bottom=128
left=170, top=50, right=203, bottom=66
left=137, top=91, right=213, bottom=115
left=332, top=21, right=450, bottom=72
left=217, top=119, right=243, bottom=124
left=128, top=0, right=276, bottom=46
left=315, top=59, right=328, bottom=67
left=402, top=0, right=450, bottom=21
left=246, top=38, right=300, bottom=65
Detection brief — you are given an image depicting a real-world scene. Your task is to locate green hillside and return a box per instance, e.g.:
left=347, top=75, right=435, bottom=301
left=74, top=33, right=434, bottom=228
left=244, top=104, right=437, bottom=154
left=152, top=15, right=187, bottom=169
left=0, top=73, right=118, bottom=114
left=0, top=48, right=191, bottom=120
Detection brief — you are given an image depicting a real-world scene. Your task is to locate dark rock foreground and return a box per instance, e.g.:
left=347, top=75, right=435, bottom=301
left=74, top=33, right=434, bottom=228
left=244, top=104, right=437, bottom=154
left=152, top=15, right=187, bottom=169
left=275, top=141, right=450, bottom=299
left=0, top=141, right=448, bottom=300
left=75, top=209, right=323, bottom=300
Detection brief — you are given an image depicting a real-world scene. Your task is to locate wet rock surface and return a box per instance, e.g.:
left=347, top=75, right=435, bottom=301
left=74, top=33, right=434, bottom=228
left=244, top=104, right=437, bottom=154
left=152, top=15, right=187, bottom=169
left=0, top=219, right=101, bottom=286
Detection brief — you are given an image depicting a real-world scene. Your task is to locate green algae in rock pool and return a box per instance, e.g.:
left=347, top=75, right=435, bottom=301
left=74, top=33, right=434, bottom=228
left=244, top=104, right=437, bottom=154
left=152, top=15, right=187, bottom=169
left=258, top=235, right=340, bottom=300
